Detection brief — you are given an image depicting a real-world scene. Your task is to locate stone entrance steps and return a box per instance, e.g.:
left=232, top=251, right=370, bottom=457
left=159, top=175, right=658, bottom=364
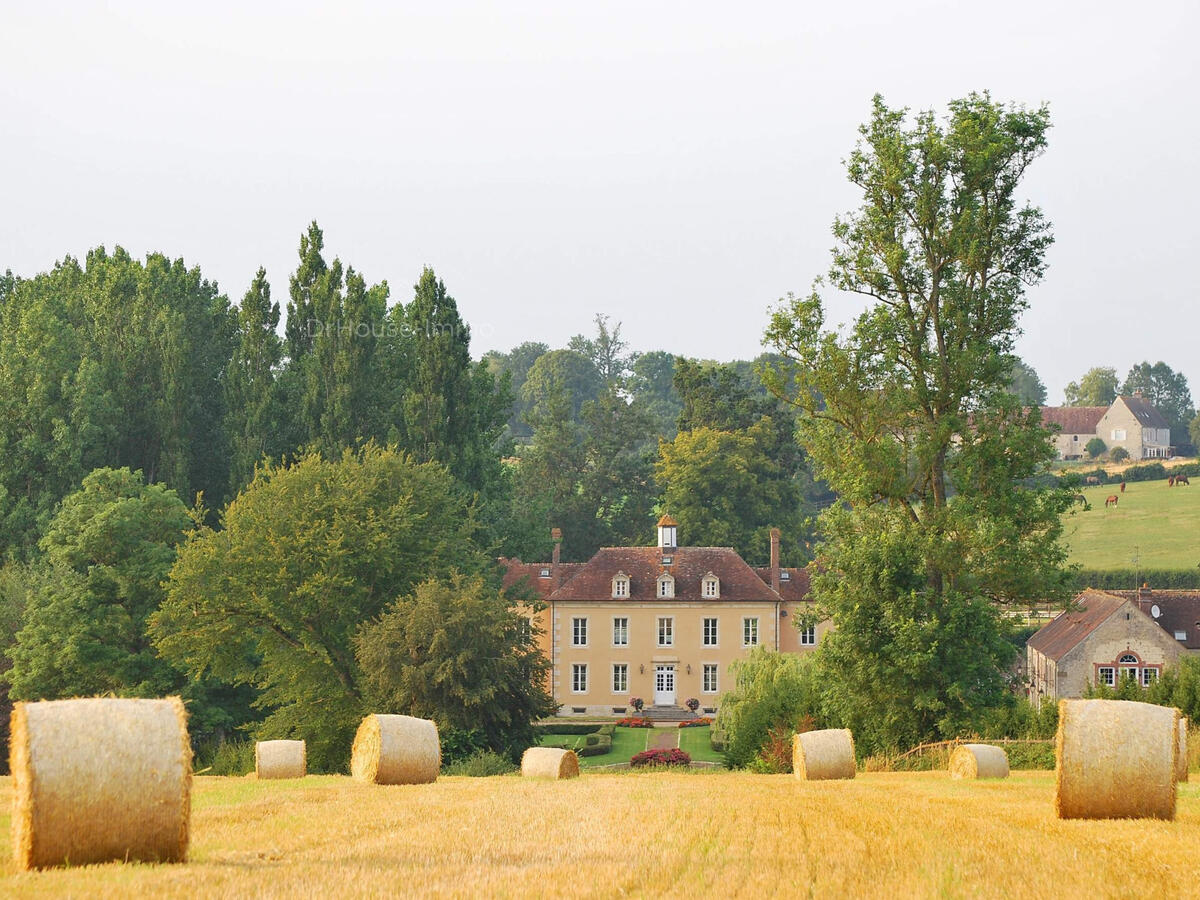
left=643, top=705, right=693, bottom=722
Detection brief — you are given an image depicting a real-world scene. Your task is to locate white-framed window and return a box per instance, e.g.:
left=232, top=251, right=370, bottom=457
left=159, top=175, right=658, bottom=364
left=799, top=624, right=816, bottom=646
left=572, top=663, right=588, bottom=693
left=743, top=616, right=759, bottom=647
left=1098, top=666, right=1115, bottom=687
left=1142, top=667, right=1159, bottom=686
left=612, top=616, right=629, bottom=647
left=612, top=572, right=630, bottom=598
left=1175, top=630, right=1188, bottom=641
left=657, top=574, right=675, bottom=599
left=572, top=617, right=588, bottom=647
left=702, top=663, right=719, bottom=693
left=612, top=663, right=628, bottom=693
left=780, top=571, right=791, bottom=582
left=658, top=616, right=674, bottom=647
left=539, top=567, right=551, bottom=578
left=1112, top=428, right=1127, bottom=441
left=702, top=574, right=719, bottom=598
left=702, top=617, right=719, bottom=647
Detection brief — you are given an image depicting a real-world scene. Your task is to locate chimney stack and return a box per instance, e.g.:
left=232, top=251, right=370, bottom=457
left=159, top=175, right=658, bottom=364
left=769, top=528, right=781, bottom=592
left=551, top=527, right=562, bottom=586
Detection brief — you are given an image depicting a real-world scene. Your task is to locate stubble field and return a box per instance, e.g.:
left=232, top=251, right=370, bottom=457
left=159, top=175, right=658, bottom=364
left=1067, top=479, right=1200, bottom=569
left=3, top=771, right=1200, bottom=898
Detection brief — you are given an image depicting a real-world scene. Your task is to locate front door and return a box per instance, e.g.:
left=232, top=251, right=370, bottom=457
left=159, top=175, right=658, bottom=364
left=654, top=665, right=676, bottom=706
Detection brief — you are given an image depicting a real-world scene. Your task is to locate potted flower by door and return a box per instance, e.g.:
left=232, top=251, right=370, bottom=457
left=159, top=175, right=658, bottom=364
left=685, top=698, right=700, bottom=715
left=629, top=697, right=644, bottom=713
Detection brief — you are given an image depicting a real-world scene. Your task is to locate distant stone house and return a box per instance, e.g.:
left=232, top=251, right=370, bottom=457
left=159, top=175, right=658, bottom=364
left=1040, top=394, right=1173, bottom=460
left=1026, top=588, right=1200, bottom=705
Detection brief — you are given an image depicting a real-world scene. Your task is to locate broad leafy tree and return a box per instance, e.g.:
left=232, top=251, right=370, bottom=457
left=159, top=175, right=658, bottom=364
left=151, top=446, right=483, bottom=770
left=1063, top=366, right=1119, bottom=407
left=568, top=314, right=632, bottom=388
left=484, top=341, right=549, bottom=441
left=1007, top=358, right=1047, bottom=407
left=764, top=93, right=1074, bottom=752
left=355, top=573, right=554, bottom=760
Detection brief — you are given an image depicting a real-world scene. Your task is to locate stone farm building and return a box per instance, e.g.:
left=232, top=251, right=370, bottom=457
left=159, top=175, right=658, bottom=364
left=1026, top=587, right=1200, bottom=704
left=1040, top=393, right=1173, bottom=460
left=502, top=516, right=825, bottom=717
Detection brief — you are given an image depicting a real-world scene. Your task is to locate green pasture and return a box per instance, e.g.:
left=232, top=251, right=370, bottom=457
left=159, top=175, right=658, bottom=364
left=1066, top=479, right=1200, bottom=570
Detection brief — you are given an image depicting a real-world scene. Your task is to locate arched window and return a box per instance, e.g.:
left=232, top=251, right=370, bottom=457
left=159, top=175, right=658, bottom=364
left=657, top=573, right=675, bottom=599
left=612, top=572, right=630, bottom=599
left=1118, top=654, right=1138, bottom=664
left=702, top=573, right=719, bottom=599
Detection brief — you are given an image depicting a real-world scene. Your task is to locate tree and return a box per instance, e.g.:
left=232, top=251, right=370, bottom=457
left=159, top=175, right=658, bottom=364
left=521, top=349, right=604, bottom=427
left=568, top=314, right=632, bottom=388
left=714, top=648, right=823, bottom=769
left=1085, top=437, right=1107, bottom=459
left=484, top=341, right=549, bottom=441
left=151, top=446, right=483, bottom=770
left=354, top=573, right=554, bottom=760
left=764, top=93, right=1073, bottom=753
left=656, top=421, right=803, bottom=565
left=225, top=268, right=284, bottom=491
left=7, top=468, right=191, bottom=702
left=1063, top=367, right=1118, bottom=407
left=1122, top=361, right=1195, bottom=447
left=628, top=351, right=682, bottom=441
left=1007, top=358, right=1047, bottom=407
left=675, top=358, right=772, bottom=433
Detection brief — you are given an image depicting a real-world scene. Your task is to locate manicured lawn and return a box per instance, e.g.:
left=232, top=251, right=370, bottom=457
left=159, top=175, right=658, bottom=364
left=537, top=726, right=652, bottom=768
left=1067, top=480, right=1200, bottom=569
left=7, top=772, right=1200, bottom=897
left=678, top=725, right=725, bottom=764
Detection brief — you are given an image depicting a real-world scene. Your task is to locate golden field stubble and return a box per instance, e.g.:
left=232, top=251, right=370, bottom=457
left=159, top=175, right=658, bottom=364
left=2, top=772, right=1199, bottom=898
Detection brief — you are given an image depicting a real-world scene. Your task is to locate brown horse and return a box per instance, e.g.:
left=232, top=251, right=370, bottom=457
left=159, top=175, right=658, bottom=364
left=1177, top=475, right=1190, bottom=486
left=1086, top=476, right=1101, bottom=485
left=1105, top=495, right=1119, bottom=508
left=1169, top=476, right=1175, bottom=487
left=1120, top=481, right=1126, bottom=493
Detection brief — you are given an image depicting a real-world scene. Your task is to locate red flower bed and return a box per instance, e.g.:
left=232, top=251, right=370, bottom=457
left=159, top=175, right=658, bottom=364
left=677, top=717, right=713, bottom=728
left=616, top=717, right=653, bottom=728
left=630, top=748, right=692, bottom=768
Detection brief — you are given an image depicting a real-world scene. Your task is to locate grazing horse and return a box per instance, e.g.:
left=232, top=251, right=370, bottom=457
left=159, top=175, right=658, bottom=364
left=1120, top=481, right=1126, bottom=493
left=1073, top=493, right=1088, bottom=506
left=1105, top=495, right=1119, bottom=508
left=1178, top=475, right=1191, bottom=486
left=1169, top=476, right=1176, bottom=487
left=1086, top=476, right=1101, bottom=485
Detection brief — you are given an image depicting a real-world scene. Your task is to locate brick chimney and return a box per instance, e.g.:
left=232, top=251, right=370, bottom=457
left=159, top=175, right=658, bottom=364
left=551, top=527, right=562, bottom=587
left=769, top=528, right=781, bottom=592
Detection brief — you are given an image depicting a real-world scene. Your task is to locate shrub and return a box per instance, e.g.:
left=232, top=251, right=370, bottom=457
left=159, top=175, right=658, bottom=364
left=1121, top=461, right=1164, bottom=481
left=716, top=648, right=823, bottom=769
left=532, top=723, right=602, bottom=736
left=194, top=738, right=255, bottom=776
left=630, top=748, right=691, bottom=768
left=629, top=697, right=645, bottom=712
left=677, top=718, right=713, bottom=728
left=685, top=698, right=700, bottom=714
left=440, top=727, right=489, bottom=764
left=442, top=750, right=518, bottom=776
left=579, top=735, right=612, bottom=757
left=1110, top=446, right=1130, bottom=462
left=616, top=717, right=653, bottom=728
left=598, top=723, right=616, bottom=737
left=1085, top=437, right=1107, bottom=459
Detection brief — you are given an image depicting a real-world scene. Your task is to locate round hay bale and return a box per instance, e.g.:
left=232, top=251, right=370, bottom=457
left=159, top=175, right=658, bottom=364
left=792, top=728, right=856, bottom=781
left=1178, top=717, right=1189, bottom=784
left=350, top=714, right=440, bottom=785
left=255, top=740, right=306, bottom=780
left=520, top=747, right=580, bottom=779
left=1055, top=699, right=1178, bottom=820
left=948, top=743, right=1009, bottom=779
left=9, top=696, right=192, bottom=870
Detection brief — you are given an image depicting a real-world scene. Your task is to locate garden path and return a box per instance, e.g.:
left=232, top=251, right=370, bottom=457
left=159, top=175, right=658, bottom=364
left=648, top=727, right=679, bottom=751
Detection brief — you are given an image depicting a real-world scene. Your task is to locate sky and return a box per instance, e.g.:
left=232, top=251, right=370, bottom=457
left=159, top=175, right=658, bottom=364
left=2, top=1, right=1197, bottom=404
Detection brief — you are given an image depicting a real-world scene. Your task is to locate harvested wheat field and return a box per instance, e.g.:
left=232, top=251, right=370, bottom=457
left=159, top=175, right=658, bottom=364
left=3, top=772, right=1200, bottom=898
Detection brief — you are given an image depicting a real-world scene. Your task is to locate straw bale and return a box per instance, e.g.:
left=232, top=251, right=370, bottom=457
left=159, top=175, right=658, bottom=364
left=1055, top=699, right=1177, bottom=820
left=520, top=747, right=580, bottom=779
left=792, top=728, right=856, bottom=781
left=350, top=714, right=440, bottom=785
left=9, top=696, right=192, bottom=870
left=255, top=740, right=306, bottom=780
left=1178, top=717, right=1189, bottom=783
left=948, top=743, right=1009, bottom=779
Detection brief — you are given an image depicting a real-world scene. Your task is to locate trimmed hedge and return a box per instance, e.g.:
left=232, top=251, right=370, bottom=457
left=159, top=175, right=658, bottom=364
left=579, top=734, right=612, bottom=757
left=533, top=723, right=601, bottom=736
left=1071, top=569, right=1200, bottom=590
left=598, top=724, right=616, bottom=737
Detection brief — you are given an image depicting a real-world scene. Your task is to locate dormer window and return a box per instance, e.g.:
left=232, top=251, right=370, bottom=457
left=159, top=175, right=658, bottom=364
left=657, top=573, right=675, bottom=599
left=702, top=573, right=720, bottom=599
left=657, top=514, right=678, bottom=550
left=539, top=567, right=551, bottom=578
left=780, top=571, right=791, bottom=582
left=612, top=572, right=630, bottom=599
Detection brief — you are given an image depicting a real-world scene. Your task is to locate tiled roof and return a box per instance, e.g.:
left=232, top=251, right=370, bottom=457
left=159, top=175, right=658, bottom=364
left=656, top=514, right=678, bottom=527
left=753, top=566, right=813, bottom=601
left=1039, top=406, right=1106, bottom=435
left=1119, top=395, right=1170, bottom=430
left=547, top=546, right=784, bottom=603
left=1110, top=589, right=1200, bottom=649
left=1027, top=590, right=1126, bottom=661
left=501, top=560, right=585, bottom=600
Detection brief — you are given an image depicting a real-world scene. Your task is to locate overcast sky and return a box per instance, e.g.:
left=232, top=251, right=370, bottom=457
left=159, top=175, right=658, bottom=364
left=2, top=2, right=1197, bottom=404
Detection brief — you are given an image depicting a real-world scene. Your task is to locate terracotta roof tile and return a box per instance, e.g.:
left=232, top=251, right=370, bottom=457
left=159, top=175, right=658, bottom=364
left=753, top=566, right=812, bottom=601
left=547, top=546, right=783, bottom=603
left=1039, top=406, right=1107, bottom=435
left=501, top=560, right=585, bottom=600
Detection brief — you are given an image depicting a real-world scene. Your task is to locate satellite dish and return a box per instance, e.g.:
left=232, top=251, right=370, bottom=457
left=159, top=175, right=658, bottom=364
left=1151, top=604, right=1161, bottom=619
